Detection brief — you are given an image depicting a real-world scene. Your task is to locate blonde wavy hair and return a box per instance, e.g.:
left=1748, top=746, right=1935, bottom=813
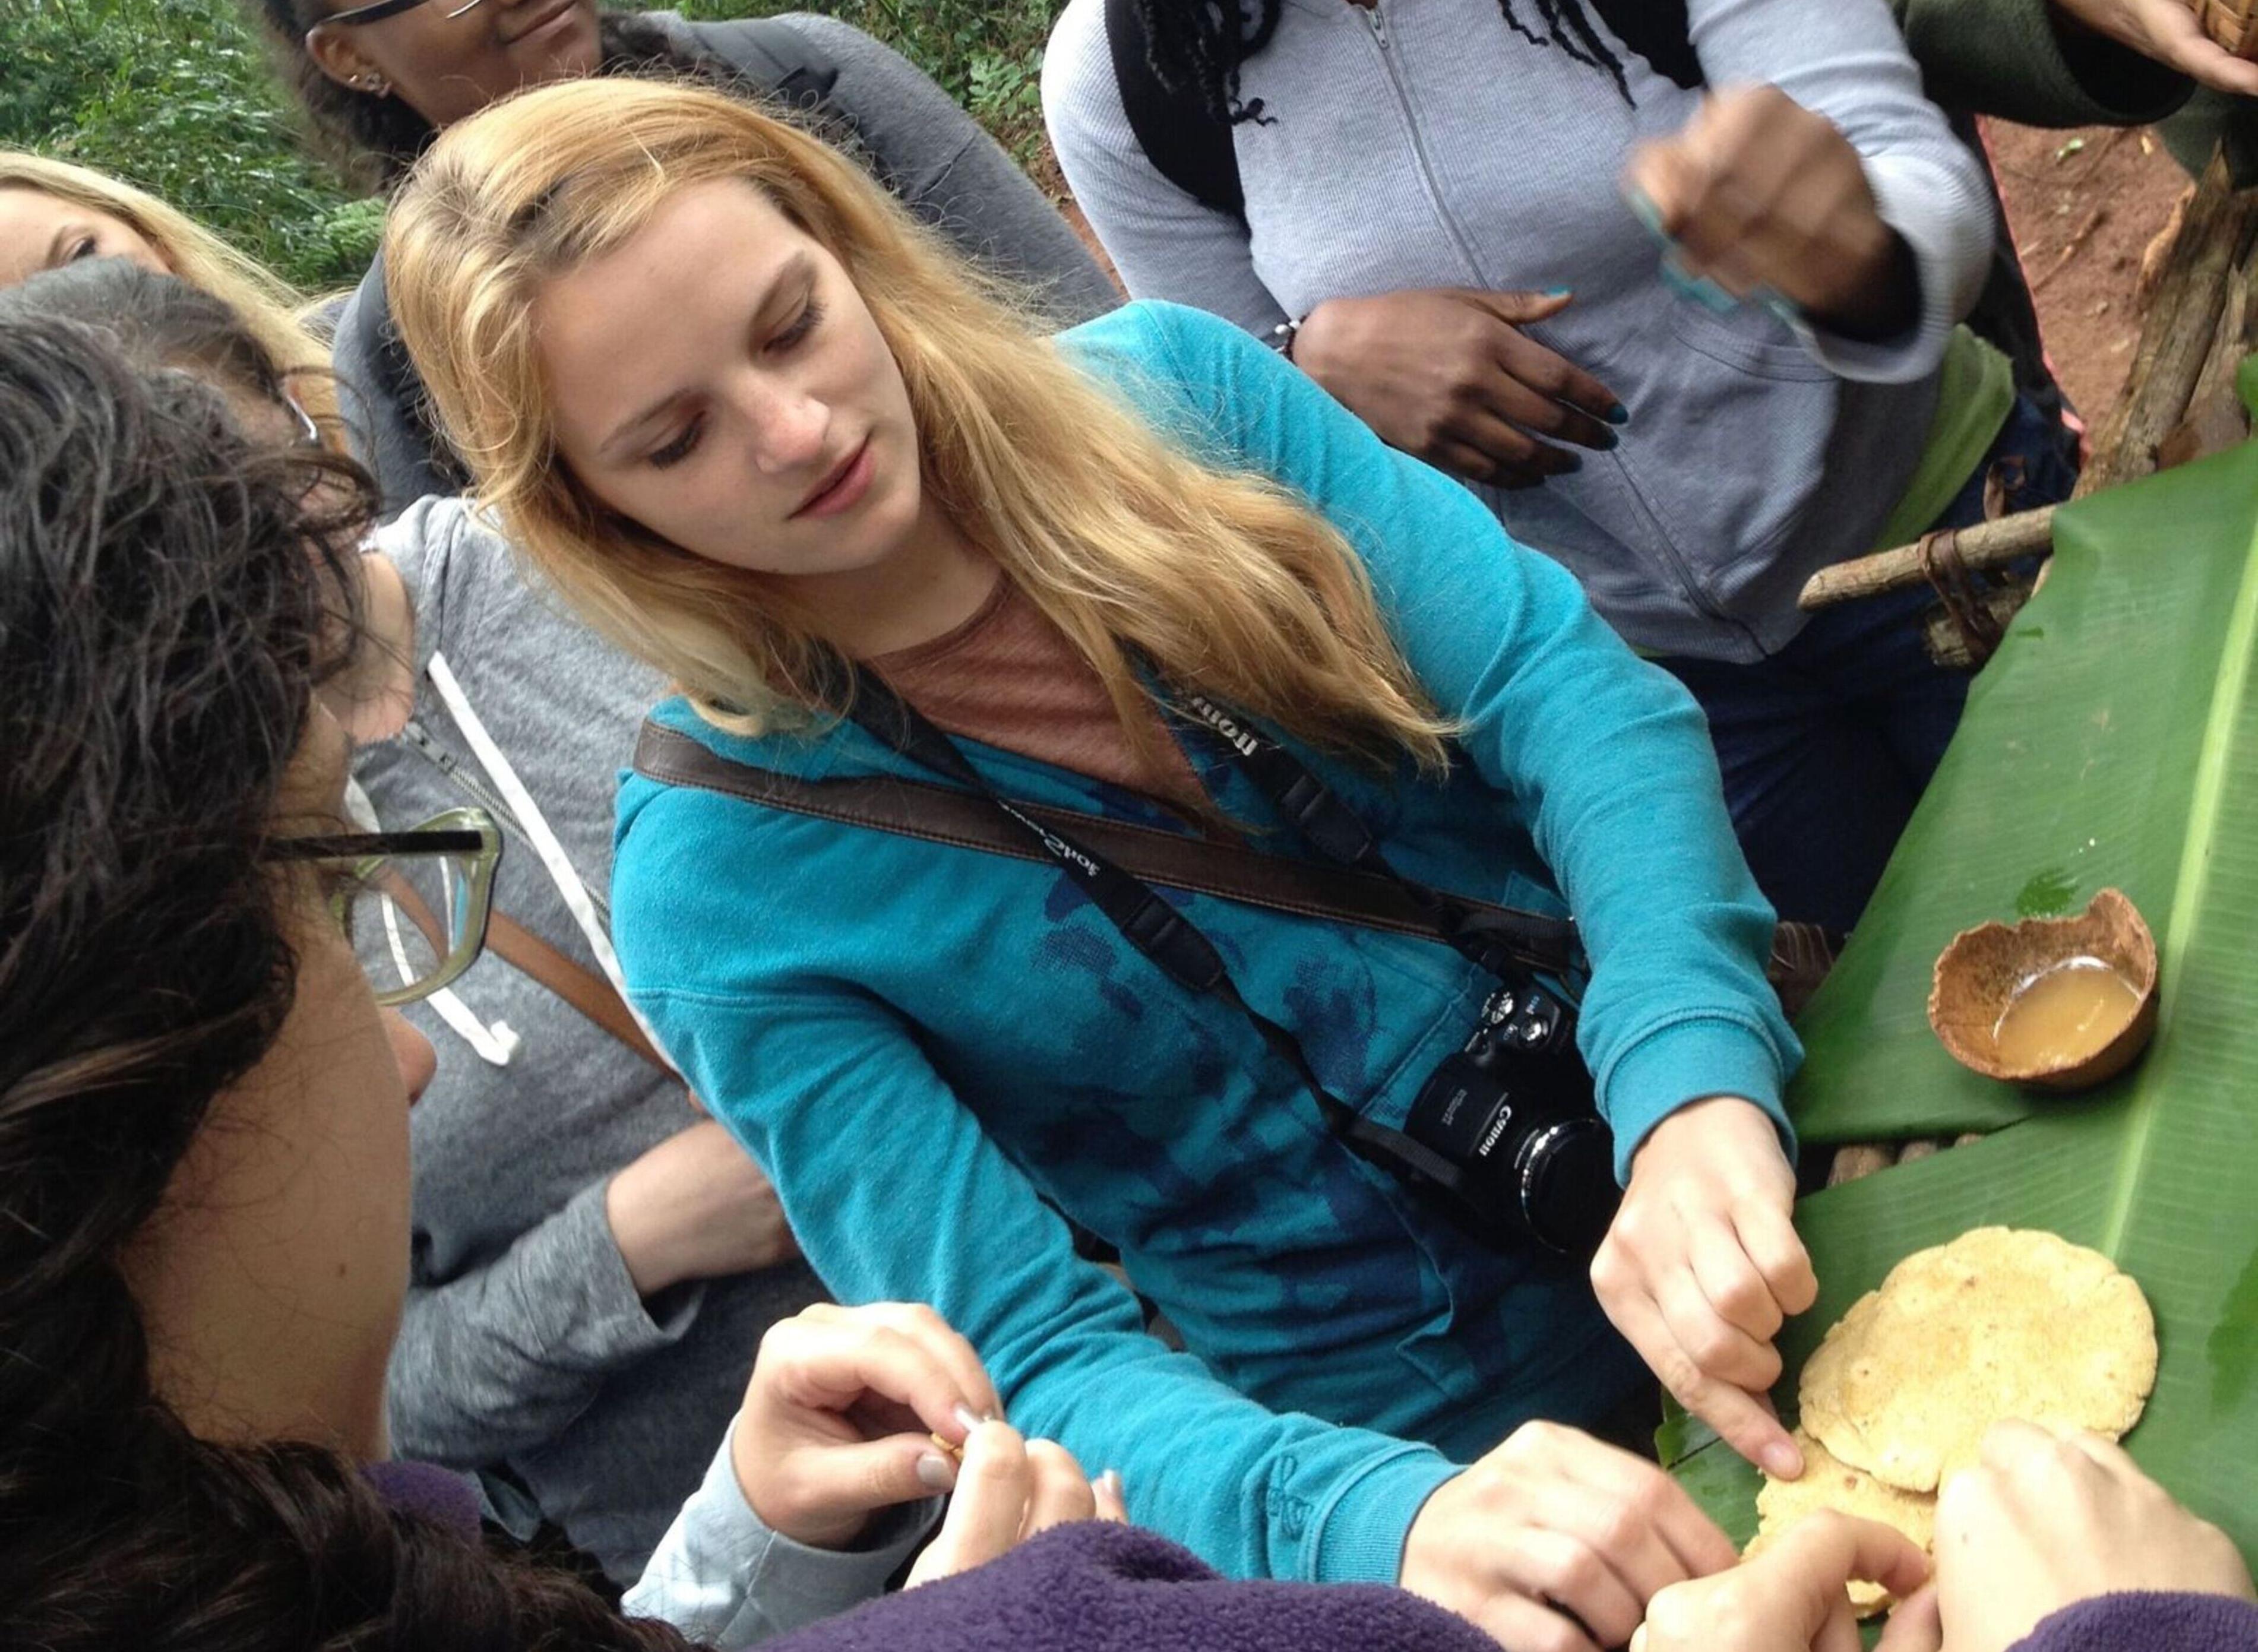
left=0, top=153, right=339, bottom=428
left=384, top=78, right=1449, bottom=769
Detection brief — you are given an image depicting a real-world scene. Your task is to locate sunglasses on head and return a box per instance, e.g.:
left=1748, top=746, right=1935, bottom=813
left=319, top=0, right=487, bottom=30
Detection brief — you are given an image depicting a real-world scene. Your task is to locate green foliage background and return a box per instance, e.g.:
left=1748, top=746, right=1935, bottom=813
left=0, top=0, right=1059, bottom=292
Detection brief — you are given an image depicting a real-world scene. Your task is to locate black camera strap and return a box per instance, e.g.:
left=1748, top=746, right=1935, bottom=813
left=1172, top=695, right=1582, bottom=983
left=845, top=672, right=1477, bottom=1197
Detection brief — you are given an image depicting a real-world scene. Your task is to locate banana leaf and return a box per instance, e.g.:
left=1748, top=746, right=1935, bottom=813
left=1664, top=432, right=2258, bottom=1569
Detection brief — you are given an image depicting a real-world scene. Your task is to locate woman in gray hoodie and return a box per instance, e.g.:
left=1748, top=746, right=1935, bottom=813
left=1043, top=0, right=2080, bottom=936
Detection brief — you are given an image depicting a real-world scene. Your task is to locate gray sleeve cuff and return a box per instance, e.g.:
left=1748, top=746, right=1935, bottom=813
left=386, top=1179, right=702, bottom=1465
left=1799, top=151, right=1992, bottom=384
left=624, top=1419, right=941, bottom=1648
left=533, top=1178, right=704, bottom=1359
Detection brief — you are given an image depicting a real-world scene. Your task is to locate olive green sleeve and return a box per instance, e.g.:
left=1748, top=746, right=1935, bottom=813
left=2160, top=89, right=2258, bottom=189
left=1887, top=0, right=2192, bottom=127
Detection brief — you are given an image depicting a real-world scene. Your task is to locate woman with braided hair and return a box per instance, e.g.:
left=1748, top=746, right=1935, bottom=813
left=1043, top=0, right=2079, bottom=948
left=239, top=0, right=1115, bottom=514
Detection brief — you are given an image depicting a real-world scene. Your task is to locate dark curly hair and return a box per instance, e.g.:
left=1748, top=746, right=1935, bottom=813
left=246, top=2, right=724, bottom=189
left=0, top=274, right=698, bottom=1650
left=1133, top=0, right=1702, bottom=125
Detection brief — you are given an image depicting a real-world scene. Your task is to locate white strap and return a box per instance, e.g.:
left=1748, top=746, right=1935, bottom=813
left=424, top=651, right=674, bottom=1068
left=425, top=986, right=523, bottom=1066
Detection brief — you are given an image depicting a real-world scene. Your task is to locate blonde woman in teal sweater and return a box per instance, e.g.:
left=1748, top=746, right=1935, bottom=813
left=386, top=78, right=1809, bottom=1652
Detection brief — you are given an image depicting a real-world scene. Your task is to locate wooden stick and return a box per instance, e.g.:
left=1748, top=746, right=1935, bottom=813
left=1799, top=507, right=2058, bottom=610
left=2082, top=149, right=2258, bottom=497
left=2029, top=204, right=2108, bottom=296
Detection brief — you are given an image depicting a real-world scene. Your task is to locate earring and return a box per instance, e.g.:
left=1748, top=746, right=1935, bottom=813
left=355, top=72, right=391, bottom=94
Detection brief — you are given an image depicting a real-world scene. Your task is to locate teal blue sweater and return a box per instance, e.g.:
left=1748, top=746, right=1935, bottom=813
left=613, top=302, right=1800, bottom=1586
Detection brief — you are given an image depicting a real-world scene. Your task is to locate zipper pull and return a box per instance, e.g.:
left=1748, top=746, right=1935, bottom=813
left=1364, top=3, right=1389, bottom=48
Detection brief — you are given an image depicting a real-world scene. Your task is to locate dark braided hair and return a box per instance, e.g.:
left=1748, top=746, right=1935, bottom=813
left=0, top=273, right=699, bottom=1651
left=245, top=4, right=752, bottom=190
left=1133, top=0, right=1703, bottom=124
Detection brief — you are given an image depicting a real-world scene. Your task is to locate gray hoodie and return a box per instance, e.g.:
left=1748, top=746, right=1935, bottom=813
left=358, top=496, right=827, bottom=1584
left=1043, top=0, right=1993, bottom=663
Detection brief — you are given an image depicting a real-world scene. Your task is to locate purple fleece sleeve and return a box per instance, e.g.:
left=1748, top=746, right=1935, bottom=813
left=2013, top=1591, right=2258, bottom=1652
left=763, top=1521, right=1498, bottom=1652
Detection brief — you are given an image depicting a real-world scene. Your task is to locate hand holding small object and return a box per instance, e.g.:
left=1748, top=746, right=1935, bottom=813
left=2048, top=0, right=2258, bottom=97
left=1622, top=86, right=1918, bottom=340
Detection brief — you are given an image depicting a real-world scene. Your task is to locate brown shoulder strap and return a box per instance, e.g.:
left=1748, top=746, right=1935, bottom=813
left=632, top=721, right=1837, bottom=1014
left=633, top=721, right=1555, bottom=948
left=485, top=911, right=671, bottom=1072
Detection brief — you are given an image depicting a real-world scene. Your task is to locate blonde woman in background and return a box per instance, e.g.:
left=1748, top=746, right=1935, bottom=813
left=386, top=77, right=1814, bottom=1652
left=0, top=152, right=338, bottom=425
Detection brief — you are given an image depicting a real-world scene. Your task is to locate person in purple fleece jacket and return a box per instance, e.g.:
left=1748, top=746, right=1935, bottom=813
left=1636, top=1420, right=2257, bottom=1652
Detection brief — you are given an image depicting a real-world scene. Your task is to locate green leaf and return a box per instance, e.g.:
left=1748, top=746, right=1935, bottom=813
left=1672, top=440, right=2258, bottom=1567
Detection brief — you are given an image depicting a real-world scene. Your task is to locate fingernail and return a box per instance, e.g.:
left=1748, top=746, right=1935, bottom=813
left=1543, top=285, right=1572, bottom=298
left=1762, top=1439, right=1803, bottom=1478
left=1099, top=1467, right=1124, bottom=1499
left=951, top=1403, right=985, bottom=1435
left=1606, top=401, right=1630, bottom=426
left=1595, top=429, right=1620, bottom=451
left=1558, top=451, right=1584, bottom=473
left=916, top=1451, right=959, bottom=1490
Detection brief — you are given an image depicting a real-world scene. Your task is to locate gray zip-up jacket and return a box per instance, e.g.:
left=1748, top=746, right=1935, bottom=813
left=1043, top=0, right=1993, bottom=663
left=359, top=496, right=828, bottom=1584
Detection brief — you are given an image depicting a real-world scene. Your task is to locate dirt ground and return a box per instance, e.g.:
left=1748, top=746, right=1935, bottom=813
left=1983, top=119, right=2199, bottom=434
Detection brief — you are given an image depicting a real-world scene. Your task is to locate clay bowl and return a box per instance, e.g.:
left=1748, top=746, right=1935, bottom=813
left=1928, top=887, right=2159, bottom=1091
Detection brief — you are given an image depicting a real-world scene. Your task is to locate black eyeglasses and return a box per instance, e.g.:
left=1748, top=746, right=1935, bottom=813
left=319, top=0, right=486, bottom=29
left=270, top=808, right=502, bottom=1005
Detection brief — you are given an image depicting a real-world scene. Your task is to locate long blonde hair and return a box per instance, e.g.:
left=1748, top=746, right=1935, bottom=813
left=0, top=153, right=339, bottom=427
left=384, top=78, right=1449, bottom=770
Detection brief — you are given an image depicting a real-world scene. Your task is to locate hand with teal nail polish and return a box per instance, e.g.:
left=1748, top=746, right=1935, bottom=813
left=728, top=1301, right=1009, bottom=1549
left=1621, top=84, right=1918, bottom=341
left=1288, top=286, right=1625, bottom=489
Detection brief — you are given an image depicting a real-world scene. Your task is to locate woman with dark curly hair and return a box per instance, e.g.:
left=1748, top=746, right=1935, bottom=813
left=242, top=0, right=1115, bottom=512
left=0, top=270, right=1140, bottom=1648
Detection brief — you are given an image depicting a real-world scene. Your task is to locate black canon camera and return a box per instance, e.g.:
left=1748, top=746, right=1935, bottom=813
left=1399, top=978, right=1620, bottom=1259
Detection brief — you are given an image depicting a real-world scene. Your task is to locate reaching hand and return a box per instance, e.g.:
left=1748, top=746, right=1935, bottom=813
left=1623, top=86, right=1918, bottom=338
left=1592, top=1097, right=1815, bottom=1480
left=605, top=1118, right=801, bottom=1297
left=1400, top=1420, right=1740, bottom=1652
left=1289, top=287, right=1625, bottom=489
left=1634, top=1512, right=1931, bottom=1652
left=1905, top=1420, right=2256, bottom=1652
left=2050, top=0, right=2258, bottom=97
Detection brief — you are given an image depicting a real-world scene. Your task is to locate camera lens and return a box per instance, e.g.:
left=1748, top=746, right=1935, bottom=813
left=1515, top=1118, right=1621, bottom=1257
